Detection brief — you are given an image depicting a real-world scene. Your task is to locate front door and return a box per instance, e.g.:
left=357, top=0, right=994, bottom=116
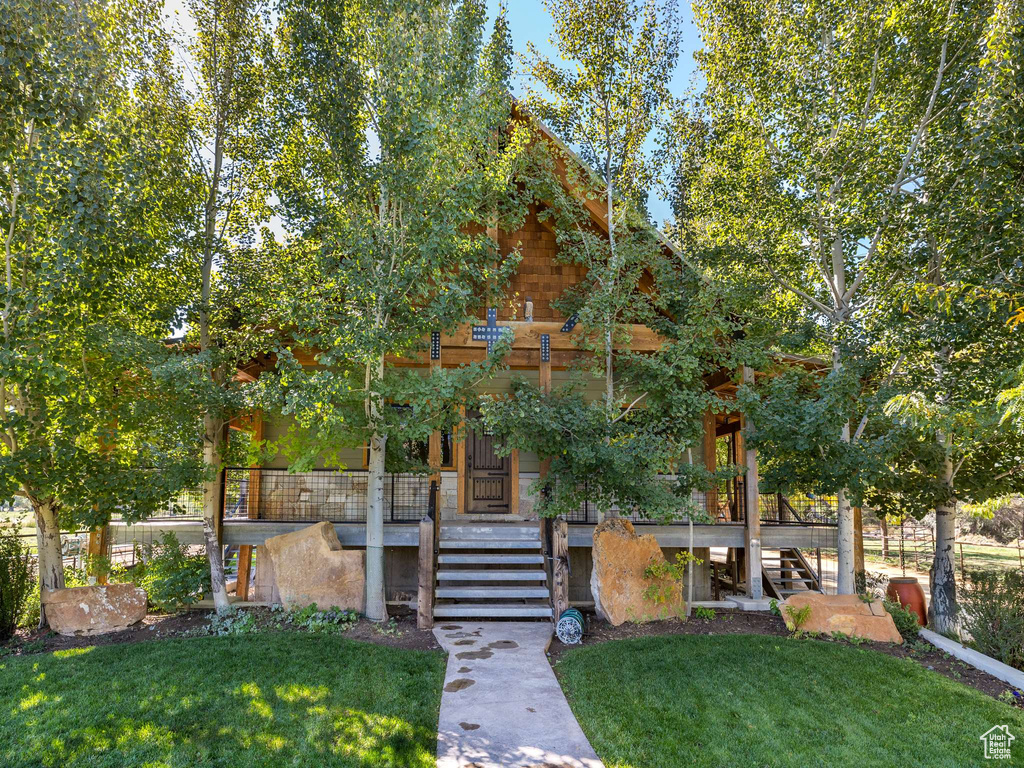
left=465, top=411, right=511, bottom=513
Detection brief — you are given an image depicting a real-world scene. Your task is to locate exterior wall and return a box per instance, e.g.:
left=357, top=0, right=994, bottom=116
left=493, top=205, right=587, bottom=323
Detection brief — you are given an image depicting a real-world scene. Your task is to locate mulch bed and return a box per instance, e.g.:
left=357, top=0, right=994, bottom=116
left=547, top=608, right=1022, bottom=705
left=2, top=605, right=440, bottom=656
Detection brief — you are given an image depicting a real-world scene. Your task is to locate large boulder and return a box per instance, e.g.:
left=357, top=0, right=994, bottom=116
left=591, top=518, right=683, bottom=626
left=42, top=584, right=148, bottom=636
left=781, top=592, right=903, bottom=643
left=264, top=522, right=365, bottom=612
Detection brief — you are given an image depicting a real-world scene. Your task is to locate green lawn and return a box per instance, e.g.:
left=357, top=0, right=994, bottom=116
left=863, top=537, right=1023, bottom=572
left=555, top=634, right=1024, bottom=768
left=0, top=633, right=444, bottom=768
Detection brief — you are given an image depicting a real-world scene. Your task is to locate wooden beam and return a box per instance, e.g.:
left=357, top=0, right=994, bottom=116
left=703, top=409, right=717, bottom=519
left=417, top=517, right=435, bottom=630
left=86, top=525, right=110, bottom=584
left=236, top=412, right=262, bottom=601
left=428, top=334, right=442, bottom=487
left=716, top=420, right=742, bottom=437
left=456, top=406, right=466, bottom=516
left=742, top=366, right=763, bottom=599
left=552, top=517, right=569, bottom=619
left=539, top=341, right=552, bottom=481
left=509, top=448, right=520, bottom=515
left=703, top=368, right=734, bottom=392
left=440, top=321, right=663, bottom=352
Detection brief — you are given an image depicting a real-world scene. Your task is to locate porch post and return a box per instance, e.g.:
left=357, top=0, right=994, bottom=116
left=428, top=331, right=442, bottom=487
left=853, top=506, right=865, bottom=579
left=236, top=411, right=263, bottom=602
left=417, top=515, right=435, bottom=629
left=742, top=366, right=763, bottom=599
left=702, top=409, right=717, bottom=518
left=538, top=334, right=552, bottom=482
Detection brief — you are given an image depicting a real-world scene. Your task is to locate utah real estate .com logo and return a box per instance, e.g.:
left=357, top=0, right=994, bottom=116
left=981, top=725, right=1015, bottom=760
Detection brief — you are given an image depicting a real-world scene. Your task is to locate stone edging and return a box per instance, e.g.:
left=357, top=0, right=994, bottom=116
left=920, top=628, right=1024, bottom=691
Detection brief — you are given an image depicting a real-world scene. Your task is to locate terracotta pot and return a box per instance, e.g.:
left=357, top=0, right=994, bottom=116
left=886, top=577, right=927, bottom=627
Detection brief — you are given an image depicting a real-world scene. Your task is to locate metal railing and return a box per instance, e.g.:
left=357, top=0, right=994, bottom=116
left=563, top=479, right=837, bottom=527
left=223, top=468, right=431, bottom=524
left=760, top=492, right=839, bottom=526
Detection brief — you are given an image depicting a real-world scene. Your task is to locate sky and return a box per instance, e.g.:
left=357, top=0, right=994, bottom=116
left=162, top=0, right=704, bottom=223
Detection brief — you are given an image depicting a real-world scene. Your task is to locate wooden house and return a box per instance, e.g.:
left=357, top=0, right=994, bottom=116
left=115, top=115, right=838, bottom=625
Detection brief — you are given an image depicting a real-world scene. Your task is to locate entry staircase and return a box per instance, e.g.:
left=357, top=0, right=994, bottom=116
left=761, top=548, right=822, bottom=600
left=433, top=523, right=553, bottom=620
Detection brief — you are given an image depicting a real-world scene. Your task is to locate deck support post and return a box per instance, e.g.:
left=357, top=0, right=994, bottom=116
left=742, top=366, right=763, bottom=599
left=552, top=517, right=569, bottom=619
left=417, top=516, right=435, bottom=629
left=235, top=411, right=263, bottom=602
left=703, top=409, right=717, bottom=518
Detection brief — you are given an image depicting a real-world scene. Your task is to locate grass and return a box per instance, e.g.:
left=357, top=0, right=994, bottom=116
left=555, top=634, right=1024, bottom=768
left=0, top=633, right=444, bottom=768
left=863, top=537, right=1023, bottom=572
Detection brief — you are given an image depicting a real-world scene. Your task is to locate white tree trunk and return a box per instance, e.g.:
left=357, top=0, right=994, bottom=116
left=365, top=431, right=388, bottom=621
left=930, top=433, right=957, bottom=632
left=364, top=356, right=388, bottom=622
left=836, top=486, right=856, bottom=594
left=34, top=498, right=64, bottom=629
left=203, top=414, right=230, bottom=613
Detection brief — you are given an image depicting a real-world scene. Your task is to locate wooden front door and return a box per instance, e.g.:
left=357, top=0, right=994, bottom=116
left=465, top=411, right=511, bottom=513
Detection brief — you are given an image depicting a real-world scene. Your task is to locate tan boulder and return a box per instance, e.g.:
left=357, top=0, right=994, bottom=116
left=781, top=592, right=903, bottom=643
left=264, top=522, right=365, bottom=612
left=591, top=518, right=683, bottom=626
left=42, top=584, right=148, bottom=636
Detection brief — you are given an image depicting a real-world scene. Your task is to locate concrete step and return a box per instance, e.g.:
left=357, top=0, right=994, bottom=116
left=440, top=525, right=539, bottom=540
left=433, top=604, right=553, bottom=618
left=436, top=569, right=548, bottom=581
left=435, top=585, right=550, bottom=599
left=438, top=553, right=545, bottom=565
left=439, top=539, right=542, bottom=550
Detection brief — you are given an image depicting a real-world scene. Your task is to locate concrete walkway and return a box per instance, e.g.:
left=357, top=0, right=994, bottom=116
left=433, top=622, right=604, bottom=768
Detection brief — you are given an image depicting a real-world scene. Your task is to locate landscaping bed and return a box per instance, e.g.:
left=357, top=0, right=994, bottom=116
left=548, top=609, right=1022, bottom=703
left=2, top=606, right=440, bottom=656
left=553, top=632, right=1024, bottom=768
left=0, top=632, right=444, bottom=768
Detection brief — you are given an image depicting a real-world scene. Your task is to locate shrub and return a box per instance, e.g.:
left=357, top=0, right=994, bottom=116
left=960, top=569, right=1024, bottom=670
left=131, top=532, right=210, bottom=612
left=883, top=599, right=920, bottom=643
left=0, top=527, right=33, bottom=641
left=286, top=604, right=358, bottom=634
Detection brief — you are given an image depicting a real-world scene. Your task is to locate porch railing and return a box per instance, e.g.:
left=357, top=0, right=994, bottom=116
left=222, top=468, right=432, bottom=524
left=563, top=479, right=837, bottom=526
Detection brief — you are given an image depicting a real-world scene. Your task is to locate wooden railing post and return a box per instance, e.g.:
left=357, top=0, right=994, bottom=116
left=417, top=514, right=435, bottom=630
left=552, top=517, right=569, bottom=619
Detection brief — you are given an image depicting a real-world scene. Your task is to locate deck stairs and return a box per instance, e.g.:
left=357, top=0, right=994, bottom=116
left=761, top=548, right=822, bottom=600
left=433, top=523, right=553, bottom=620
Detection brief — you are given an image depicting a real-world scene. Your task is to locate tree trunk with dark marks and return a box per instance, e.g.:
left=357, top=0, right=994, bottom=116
left=930, top=433, right=957, bottom=632
left=33, top=497, right=64, bottom=628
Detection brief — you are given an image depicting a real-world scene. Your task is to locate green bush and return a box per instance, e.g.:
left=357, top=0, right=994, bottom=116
left=131, top=532, right=210, bottom=612
left=883, top=599, right=921, bottom=642
left=960, top=569, right=1024, bottom=670
left=0, top=527, right=33, bottom=641
left=286, top=604, right=358, bottom=634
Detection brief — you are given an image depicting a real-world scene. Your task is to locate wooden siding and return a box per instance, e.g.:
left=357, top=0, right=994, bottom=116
left=491, top=205, right=587, bottom=323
